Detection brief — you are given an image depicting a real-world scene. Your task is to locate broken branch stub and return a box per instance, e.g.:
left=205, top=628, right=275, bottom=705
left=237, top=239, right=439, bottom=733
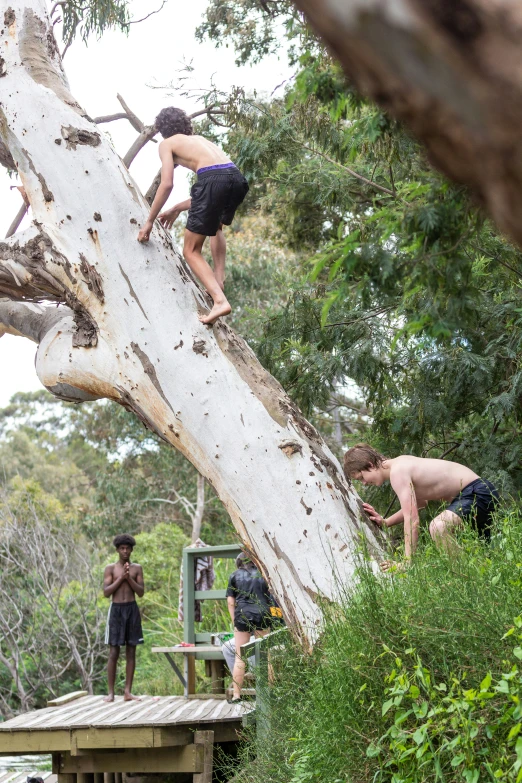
left=0, top=0, right=385, bottom=643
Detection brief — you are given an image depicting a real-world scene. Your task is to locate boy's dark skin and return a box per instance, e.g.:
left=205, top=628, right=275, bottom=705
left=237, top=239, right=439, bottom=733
left=103, top=544, right=145, bottom=702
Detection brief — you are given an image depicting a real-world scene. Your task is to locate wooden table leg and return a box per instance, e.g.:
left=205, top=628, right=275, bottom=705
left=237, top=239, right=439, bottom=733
left=193, top=730, right=214, bottom=783
left=184, top=654, right=196, bottom=696
left=210, top=659, right=225, bottom=694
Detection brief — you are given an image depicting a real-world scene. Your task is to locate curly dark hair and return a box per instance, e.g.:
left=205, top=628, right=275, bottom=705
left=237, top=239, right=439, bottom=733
left=155, top=107, right=193, bottom=139
left=113, top=533, right=136, bottom=549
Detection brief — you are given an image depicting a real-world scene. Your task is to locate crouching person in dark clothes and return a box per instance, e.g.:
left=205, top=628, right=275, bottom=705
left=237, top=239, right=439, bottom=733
left=103, top=534, right=145, bottom=702
left=226, top=552, right=277, bottom=703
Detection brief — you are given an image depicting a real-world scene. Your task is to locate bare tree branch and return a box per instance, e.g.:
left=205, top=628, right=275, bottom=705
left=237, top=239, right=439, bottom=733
left=5, top=203, right=28, bottom=239
left=116, top=94, right=145, bottom=133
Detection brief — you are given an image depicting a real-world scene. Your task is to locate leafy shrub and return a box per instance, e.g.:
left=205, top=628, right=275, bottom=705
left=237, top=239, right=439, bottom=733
left=227, top=506, right=522, bottom=782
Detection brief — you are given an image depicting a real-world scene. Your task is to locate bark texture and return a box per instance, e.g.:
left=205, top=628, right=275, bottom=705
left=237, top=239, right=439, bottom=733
left=0, top=0, right=384, bottom=641
left=293, top=0, right=522, bottom=247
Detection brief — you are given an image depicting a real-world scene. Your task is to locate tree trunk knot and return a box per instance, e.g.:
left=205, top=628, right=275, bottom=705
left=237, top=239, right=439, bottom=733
left=279, top=440, right=303, bottom=457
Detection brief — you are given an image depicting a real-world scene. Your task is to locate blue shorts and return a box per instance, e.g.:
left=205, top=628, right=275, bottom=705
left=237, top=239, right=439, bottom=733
left=446, top=478, right=500, bottom=538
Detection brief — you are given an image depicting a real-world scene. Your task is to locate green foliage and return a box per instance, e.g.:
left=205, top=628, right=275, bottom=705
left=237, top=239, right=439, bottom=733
left=228, top=508, right=522, bottom=783
left=60, top=0, right=130, bottom=44
left=197, top=13, right=522, bottom=491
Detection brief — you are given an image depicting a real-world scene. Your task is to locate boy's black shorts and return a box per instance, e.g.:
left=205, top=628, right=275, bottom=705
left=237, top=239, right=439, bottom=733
left=186, top=165, right=249, bottom=237
left=105, top=600, right=144, bottom=647
left=446, top=478, right=500, bottom=539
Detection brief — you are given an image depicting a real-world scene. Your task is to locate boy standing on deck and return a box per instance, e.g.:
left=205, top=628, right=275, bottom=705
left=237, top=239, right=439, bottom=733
left=137, top=107, right=249, bottom=325
left=343, top=444, right=500, bottom=570
left=103, top=534, right=145, bottom=702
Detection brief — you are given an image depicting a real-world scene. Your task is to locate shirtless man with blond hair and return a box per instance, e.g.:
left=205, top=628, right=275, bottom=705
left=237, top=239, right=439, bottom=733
left=137, top=107, right=249, bottom=325
left=343, top=444, right=500, bottom=569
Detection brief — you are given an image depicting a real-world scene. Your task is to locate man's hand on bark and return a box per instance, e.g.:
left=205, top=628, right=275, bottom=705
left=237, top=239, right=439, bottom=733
left=362, top=502, right=386, bottom=526
left=138, top=221, right=153, bottom=242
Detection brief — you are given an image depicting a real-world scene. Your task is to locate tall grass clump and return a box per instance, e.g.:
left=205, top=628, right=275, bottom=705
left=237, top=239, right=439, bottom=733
left=226, top=507, right=522, bottom=783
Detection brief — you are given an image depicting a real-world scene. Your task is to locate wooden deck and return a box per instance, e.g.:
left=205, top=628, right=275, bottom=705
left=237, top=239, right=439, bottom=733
left=0, top=695, right=253, bottom=780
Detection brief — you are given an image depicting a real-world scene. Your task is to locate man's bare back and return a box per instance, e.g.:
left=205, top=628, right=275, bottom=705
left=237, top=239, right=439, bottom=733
left=388, top=456, right=479, bottom=507
left=161, top=134, right=231, bottom=173
left=343, top=444, right=499, bottom=566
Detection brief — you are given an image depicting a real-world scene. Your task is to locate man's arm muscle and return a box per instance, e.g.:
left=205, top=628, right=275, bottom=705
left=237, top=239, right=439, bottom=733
left=391, top=471, right=420, bottom=560
left=137, top=142, right=175, bottom=242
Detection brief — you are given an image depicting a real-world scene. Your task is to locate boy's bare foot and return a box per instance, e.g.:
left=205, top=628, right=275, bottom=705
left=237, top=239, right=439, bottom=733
left=103, top=694, right=115, bottom=703
left=124, top=693, right=142, bottom=701
left=199, top=299, right=231, bottom=325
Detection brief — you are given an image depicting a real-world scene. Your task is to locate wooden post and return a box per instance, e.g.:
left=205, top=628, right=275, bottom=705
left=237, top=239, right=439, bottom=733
left=114, top=774, right=122, bottom=783
left=77, top=774, right=93, bottom=783
left=185, top=654, right=196, bottom=696
left=57, top=775, right=76, bottom=783
left=104, top=773, right=115, bottom=783
left=193, top=730, right=214, bottom=783
left=183, top=548, right=195, bottom=644
left=209, top=660, right=225, bottom=694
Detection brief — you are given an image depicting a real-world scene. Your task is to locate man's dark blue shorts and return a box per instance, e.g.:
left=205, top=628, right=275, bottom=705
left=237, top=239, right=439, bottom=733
left=186, top=164, right=249, bottom=237
left=446, top=478, right=500, bottom=538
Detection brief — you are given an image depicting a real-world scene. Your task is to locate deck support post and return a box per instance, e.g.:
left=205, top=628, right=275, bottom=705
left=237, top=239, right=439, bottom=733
left=103, top=773, right=115, bottom=783
left=209, top=660, right=225, bottom=694
left=57, top=774, right=76, bottom=783
left=193, top=730, right=214, bottom=783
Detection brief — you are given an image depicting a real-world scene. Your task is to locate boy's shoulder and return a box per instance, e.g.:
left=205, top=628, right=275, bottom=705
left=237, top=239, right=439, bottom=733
left=389, top=454, right=418, bottom=477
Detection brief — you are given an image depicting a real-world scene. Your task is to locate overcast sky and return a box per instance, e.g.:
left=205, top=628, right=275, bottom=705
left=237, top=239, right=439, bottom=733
left=0, top=0, right=290, bottom=407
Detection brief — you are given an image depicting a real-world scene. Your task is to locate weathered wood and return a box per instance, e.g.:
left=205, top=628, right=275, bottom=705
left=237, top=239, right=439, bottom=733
left=60, top=746, right=203, bottom=774
left=209, top=661, right=225, bottom=695
left=1, top=729, right=72, bottom=753
left=72, top=726, right=193, bottom=749
left=186, top=656, right=196, bottom=697
left=77, top=773, right=93, bottom=783
left=193, top=731, right=214, bottom=783
left=48, top=692, right=89, bottom=708
left=103, top=774, right=114, bottom=783
left=57, top=775, right=76, bottom=783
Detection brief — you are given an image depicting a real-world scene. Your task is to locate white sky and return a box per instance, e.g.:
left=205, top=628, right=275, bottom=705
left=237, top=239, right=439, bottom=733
left=0, top=0, right=290, bottom=407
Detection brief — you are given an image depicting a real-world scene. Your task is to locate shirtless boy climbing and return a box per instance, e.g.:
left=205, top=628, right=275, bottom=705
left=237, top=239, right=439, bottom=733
left=137, top=107, right=249, bottom=325
left=343, top=444, right=500, bottom=570
left=103, top=534, right=145, bottom=702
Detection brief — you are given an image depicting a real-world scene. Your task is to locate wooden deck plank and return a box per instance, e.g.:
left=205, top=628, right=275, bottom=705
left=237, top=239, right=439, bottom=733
left=142, top=698, right=182, bottom=724
left=48, top=691, right=88, bottom=707
left=98, top=699, right=163, bottom=727
left=9, top=696, right=99, bottom=729
left=64, top=698, right=131, bottom=728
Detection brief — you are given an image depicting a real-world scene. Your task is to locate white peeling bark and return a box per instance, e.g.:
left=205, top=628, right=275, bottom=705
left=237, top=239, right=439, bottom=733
left=293, top=0, right=522, bottom=248
left=0, top=0, right=385, bottom=642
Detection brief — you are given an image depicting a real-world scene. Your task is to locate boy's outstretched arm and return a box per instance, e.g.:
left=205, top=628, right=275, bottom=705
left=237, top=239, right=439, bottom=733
left=137, top=142, right=174, bottom=243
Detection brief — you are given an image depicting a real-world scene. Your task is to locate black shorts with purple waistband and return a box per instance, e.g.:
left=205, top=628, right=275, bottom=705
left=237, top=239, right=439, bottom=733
left=186, top=163, right=249, bottom=237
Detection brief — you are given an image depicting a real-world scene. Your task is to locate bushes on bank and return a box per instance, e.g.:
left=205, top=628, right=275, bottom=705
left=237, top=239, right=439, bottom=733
left=228, top=507, right=522, bottom=782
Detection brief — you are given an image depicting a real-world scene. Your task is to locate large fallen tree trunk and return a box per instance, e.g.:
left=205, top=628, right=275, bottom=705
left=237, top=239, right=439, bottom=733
left=0, top=0, right=384, bottom=642
left=293, top=0, right=522, bottom=248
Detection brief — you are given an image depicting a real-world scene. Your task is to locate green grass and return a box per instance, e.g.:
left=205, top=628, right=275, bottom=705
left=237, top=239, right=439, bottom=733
left=224, top=506, right=522, bottom=783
